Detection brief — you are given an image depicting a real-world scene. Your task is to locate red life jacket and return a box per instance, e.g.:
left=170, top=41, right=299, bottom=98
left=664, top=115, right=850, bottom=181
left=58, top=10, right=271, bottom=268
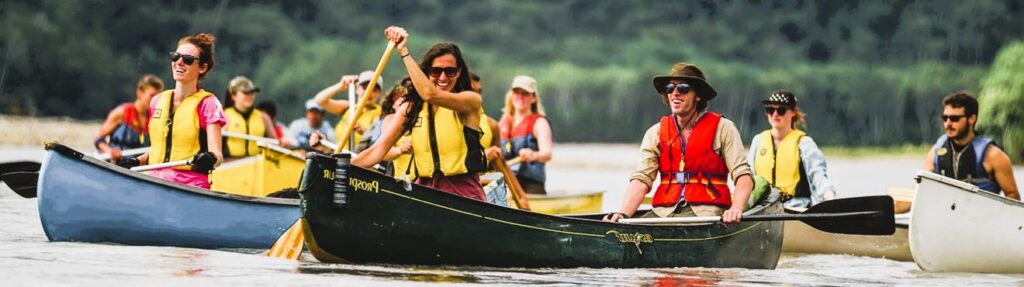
left=652, top=112, right=732, bottom=207
left=122, top=103, right=147, bottom=134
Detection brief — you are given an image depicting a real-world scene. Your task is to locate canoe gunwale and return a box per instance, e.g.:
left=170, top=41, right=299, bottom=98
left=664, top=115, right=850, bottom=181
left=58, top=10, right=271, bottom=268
left=915, top=171, right=1024, bottom=208
left=45, top=143, right=298, bottom=206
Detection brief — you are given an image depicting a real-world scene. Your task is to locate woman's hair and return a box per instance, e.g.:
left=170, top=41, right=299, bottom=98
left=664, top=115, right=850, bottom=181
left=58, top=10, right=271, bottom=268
left=502, top=87, right=546, bottom=121
left=256, top=100, right=277, bottom=119
left=136, top=74, right=164, bottom=91
left=382, top=77, right=412, bottom=116
left=176, top=33, right=216, bottom=80
left=417, top=43, right=473, bottom=93
left=791, top=106, right=806, bottom=129
left=399, top=80, right=425, bottom=135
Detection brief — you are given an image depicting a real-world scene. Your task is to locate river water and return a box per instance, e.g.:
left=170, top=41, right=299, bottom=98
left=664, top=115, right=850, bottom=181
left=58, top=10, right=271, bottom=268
left=2, top=144, right=1023, bottom=286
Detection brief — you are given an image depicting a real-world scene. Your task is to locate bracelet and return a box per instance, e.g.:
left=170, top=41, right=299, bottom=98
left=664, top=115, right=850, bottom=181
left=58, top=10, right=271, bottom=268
left=399, top=52, right=410, bottom=58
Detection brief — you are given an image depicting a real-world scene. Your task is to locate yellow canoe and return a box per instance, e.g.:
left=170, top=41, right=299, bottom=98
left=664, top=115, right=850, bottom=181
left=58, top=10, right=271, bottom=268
left=210, top=143, right=305, bottom=197
left=526, top=191, right=604, bottom=215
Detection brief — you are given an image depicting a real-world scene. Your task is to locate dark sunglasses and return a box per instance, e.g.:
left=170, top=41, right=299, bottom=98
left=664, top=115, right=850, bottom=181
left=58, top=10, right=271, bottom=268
left=662, top=83, right=692, bottom=95
left=764, top=106, right=790, bottom=115
left=428, top=67, right=459, bottom=78
left=940, top=114, right=965, bottom=122
left=169, top=52, right=199, bottom=65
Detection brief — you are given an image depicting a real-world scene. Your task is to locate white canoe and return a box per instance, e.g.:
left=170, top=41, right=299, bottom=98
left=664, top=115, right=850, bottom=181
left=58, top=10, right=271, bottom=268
left=782, top=208, right=912, bottom=261
left=909, top=171, right=1024, bottom=273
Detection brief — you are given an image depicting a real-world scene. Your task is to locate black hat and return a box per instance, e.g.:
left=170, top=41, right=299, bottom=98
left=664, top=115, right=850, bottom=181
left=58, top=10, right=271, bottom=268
left=763, top=90, right=797, bottom=107
left=652, top=62, right=718, bottom=100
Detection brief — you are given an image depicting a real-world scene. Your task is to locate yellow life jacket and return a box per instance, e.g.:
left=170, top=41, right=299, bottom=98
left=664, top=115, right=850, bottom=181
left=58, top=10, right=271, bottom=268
left=410, top=104, right=484, bottom=177
left=391, top=134, right=413, bottom=178
left=479, top=108, right=493, bottom=148
left=148, top=89, right=214, bottom=170
left=335, top=104, right=382, bottom=148
left=753, top=129, right=806, bottom=197
left=223, top=107, right=266, bottom=157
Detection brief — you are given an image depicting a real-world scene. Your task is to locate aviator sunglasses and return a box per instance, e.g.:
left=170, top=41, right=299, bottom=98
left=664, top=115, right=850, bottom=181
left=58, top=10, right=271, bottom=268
left=169, top=52, right=199, bottom=65
left=764, top=106, right=789, bottom=115
left=940, top=114, right=965, bottom=122
left=428, top=67, right=459, bottom=78
left=662, top=83, right=692, bottom=95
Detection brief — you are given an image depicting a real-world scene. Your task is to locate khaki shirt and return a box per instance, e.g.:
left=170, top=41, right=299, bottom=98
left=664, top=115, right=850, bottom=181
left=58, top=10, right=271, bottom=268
left=629, top=114, right=752, bottom=190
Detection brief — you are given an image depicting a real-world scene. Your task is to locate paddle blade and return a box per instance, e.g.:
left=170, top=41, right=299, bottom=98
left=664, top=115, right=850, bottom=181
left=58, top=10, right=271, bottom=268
left=1, top=171, right=38, bottom=198
left=800, top=195, right=895, bottom=236
left=266, top=220, right=304, bottom=260
left=0, top=161, right=41, bottom=178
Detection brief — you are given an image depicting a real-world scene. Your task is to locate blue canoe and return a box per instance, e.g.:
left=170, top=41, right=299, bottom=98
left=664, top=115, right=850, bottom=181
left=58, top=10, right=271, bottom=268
left=37, top=143, right=300, bottom=249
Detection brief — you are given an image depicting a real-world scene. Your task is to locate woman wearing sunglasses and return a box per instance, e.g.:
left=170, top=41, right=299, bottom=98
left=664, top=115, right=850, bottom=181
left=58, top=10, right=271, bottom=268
left=497, top=75, right=553, bottom=195
left=746, top=90, right=837, bottom=208
left=347, top=26, right=487, bottom=201
left=117, top=33, right=226, bottom=189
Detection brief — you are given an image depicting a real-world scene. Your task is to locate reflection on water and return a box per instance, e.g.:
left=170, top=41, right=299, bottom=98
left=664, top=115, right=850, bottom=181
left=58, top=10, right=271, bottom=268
left=3, top=145, right=1024, bottom=286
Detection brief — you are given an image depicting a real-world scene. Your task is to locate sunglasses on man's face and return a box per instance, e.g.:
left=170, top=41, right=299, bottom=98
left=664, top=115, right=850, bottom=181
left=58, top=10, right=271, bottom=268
left=662, top=83, right=691, bottom=95
left=169, top=52, right=199, bottom=65
left=941, top=114, right=966, bottom=122
left=428, top=67, right=459, bottom=78
left=764, top=106, right=789, bottom=115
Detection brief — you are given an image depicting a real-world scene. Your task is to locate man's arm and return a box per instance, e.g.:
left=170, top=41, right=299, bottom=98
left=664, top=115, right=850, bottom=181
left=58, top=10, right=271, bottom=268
left=924, top=146, right=936, bottom=172
left=985, top=145, right=1019, bottom=200
left=716, top=118, right=752, bottom=223
left=604, top=124, right=660, bottom=222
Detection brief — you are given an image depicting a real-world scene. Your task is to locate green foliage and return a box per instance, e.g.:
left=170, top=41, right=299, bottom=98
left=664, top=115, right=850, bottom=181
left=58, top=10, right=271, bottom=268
left=977, top=41, right=1024, bottom=161
left=0, top=0, right=1021, bottom=146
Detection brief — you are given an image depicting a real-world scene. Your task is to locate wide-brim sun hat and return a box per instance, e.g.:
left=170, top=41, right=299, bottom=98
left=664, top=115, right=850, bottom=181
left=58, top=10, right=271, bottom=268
left=652, top=62, right=717, bottom=101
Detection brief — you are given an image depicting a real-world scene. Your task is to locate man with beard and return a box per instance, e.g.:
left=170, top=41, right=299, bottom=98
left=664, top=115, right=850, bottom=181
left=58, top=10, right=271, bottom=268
left=924, top=92, right=1019, bottom=200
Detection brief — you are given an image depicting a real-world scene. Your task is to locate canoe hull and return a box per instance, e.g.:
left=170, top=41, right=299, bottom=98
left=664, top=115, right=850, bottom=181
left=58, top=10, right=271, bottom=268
left=37, top=144, right=300, bottom=249
left=909, top=171, right=1024, bottom=273
left=301, top=154, right=783, bottom=269
left=782, top=216, right=911, bottom=261
left=210, top=144, right=304, bottom=197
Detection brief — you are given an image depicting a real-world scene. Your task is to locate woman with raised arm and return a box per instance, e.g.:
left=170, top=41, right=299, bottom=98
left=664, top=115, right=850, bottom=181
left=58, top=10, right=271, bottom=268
left=117, top=33, right=226, bottom=189
left=343, top=26, right=487, bottom=200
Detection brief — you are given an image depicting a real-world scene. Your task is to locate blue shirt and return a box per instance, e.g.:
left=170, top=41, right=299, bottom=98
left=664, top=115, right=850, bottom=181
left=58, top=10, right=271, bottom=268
left=288, top=118, right=335, bottom=150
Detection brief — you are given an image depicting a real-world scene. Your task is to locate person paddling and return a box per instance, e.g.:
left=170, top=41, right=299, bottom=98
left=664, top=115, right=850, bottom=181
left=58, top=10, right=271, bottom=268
left=222, top=76, right=279, bottom=158
left=332, top=26, right=487, bottom=201
left=117, top=33, right=226, bottom=189
left=924, top=92, right=1019, bottom=200
left=497, top=75, right=553, bottom=195
left=94, top=75, right=164, bottom=162
left=312, top=70, right=384, bottom=152
left=747, top=90, right=837, bottom=208
left=604, top=62, right=753, bottom=223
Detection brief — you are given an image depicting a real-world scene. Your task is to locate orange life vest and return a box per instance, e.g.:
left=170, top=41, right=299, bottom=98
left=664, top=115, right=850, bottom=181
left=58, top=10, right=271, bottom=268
left=652, top=112, right=732, bottom=207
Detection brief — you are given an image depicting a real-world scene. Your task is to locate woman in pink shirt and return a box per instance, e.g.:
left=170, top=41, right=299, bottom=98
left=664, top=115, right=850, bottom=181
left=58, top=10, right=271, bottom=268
left=117, top=33, right=227, bottom=189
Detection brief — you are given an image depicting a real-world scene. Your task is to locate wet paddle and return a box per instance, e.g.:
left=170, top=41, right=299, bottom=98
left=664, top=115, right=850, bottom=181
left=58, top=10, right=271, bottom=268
left=621, top=196, right=896, bottom=236
left=494, top=156, right=530, bottom=210
left=94, top=147, right=149, bottom=162
left=3, top=159, right=193, bottom=199
left=0, top=161, right=41, bottom=178
left=335, top=41, right=396, bottom=153
left=266, top=41, right=398, bottom=261
left=1, top=172, right=38, bottom=198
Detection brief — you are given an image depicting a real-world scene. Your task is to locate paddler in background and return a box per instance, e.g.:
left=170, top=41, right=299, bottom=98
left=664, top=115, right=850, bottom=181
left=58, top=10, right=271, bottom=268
left=94, top=74, right=164, bottom=162
left=311, top=70, right=383, bottom=153
left=221, top=76, right=279, bottom=158
left=117, top=33, right=226, bottom=189
left=924, top=92, right=1019, bottom=200
left=747, top=90, right=837, bottom=208
left=325, top=26, right=488, bottom=201
left=496, top=75, right=553, bottom=195
left=604, top=62, right=753, bottom=223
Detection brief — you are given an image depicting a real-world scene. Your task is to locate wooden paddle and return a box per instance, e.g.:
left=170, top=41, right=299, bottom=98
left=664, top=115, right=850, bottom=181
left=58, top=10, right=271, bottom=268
left=494, top=156, right=530, bottom=210
left=335, top=41, right=396, bottom=153
left=3, top=159, right=192, bottom=199
left=0, top=161, right=41, bottom=178
left=266, top=41, right=397, bottom=261
left=621, top=196, right=896, bottom=236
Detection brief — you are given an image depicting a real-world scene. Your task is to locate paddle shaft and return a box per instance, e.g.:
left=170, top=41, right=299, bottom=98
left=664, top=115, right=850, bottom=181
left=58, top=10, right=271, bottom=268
left=620, top=211, right=880, bottom=224
left=336, top=41, right=396, bottom=153
left=130, top=159, right=191, bottom=172
left=495, top=156, right=530, bottom=210
left=95, top=147, right=149, bottom=161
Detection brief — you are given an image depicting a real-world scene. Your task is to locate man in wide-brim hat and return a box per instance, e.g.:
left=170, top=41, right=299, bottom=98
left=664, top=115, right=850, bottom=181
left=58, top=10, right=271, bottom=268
left=604, top=62, right=754, bottom=223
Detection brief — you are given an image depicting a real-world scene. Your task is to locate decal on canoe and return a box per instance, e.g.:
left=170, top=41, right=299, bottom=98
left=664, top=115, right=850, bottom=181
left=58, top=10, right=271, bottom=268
left=350, top=177, right=380, bottom=193
left=606, top=230, right=654, bottom=244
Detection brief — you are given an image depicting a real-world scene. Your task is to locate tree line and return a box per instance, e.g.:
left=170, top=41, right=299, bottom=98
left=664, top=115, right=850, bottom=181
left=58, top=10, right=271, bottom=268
left=1, top=0, right=1021, bottom=159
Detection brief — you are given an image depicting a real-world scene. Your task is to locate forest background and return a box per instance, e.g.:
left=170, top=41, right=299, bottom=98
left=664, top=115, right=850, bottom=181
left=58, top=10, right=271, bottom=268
left=2, top=0, right=1023, bottom=160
